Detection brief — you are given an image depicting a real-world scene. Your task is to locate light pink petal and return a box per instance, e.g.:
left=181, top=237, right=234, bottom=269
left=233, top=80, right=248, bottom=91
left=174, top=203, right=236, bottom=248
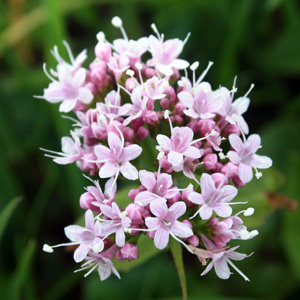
left=233, top=97, right=250, bottom=115
left=168, top=151, right=183, bottom=167
left=188, top=192, right=204, bottom=205
left=227, top=150, right=240, bottom=164
left=59, top=99, right=77, bottom=113
left=178, top=91, right=194, bottom=108
left=164, top=188, right=179, bottom=199
left=108, top=132, right=123, bottom=153
left=245, top=134, right=261, bottom=153
left=119, top=162, right=138, bottom=180
left=139, top=170, right=156, bottom=192
left=227, top=250, right=248, bottom=261
left=200, top=174, right=216, bottom=200
left=201, top=260, right=214, bottom=276
left=61, top=137, right=76, bottom=154
left=219, top=185, right=238, bottom=203
left=182, top=146, right=201, bottom=159
left=171, top=59, right=189, bottom=69
left=168, top=202, right=186, bottom=220
left=214, top=258, right=231, bottom=279
left=74, top=243, right=90, bottom=263
left=98, top=260, right=112, bottom=281
left=171, top=220, right=193, bottom=238
left=145, top=217, right=161, bottom=229
left=79, top=87, right=93, bottom=104
left=157, top=63, right=173, bottom=76
left=115, top=228, right=126, bottom=247
left=99, top=162, right=118, bottom=178
left=53, top=156, right=77, bottom=165
left=229, top=134, right=244, bottom=153
left=154, top=227, right=169, bottom=249
left=239, top=163, right=253, bottom=183
left=156, top=134, right=171, bottom=149
left=73, top=68, right=86, bottom=86
left=94, top=145, right=111, bottom=160
left=135, top=191, right=156, bottom=206
left=213, top=204, right=232, bottom=218
left=183, top=109, right=200, bottom=119
left=84, top=210, right=95, bottom=231
left=149, top=200, right=168, bottom=218
left=99, top=204, right=115, bottom=219
left=64, top=225, right=86, bottom=242
left=252, top=154, right=272, bottom=169
left=199, top=204, right=213, bottom=220
left=122, top=144, right=142, bottom=161
left=158, top=173, right=173, bottom=189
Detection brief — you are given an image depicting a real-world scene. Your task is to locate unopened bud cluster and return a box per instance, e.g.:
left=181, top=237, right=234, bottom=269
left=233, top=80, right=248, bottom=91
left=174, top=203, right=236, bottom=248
left=39, top=17, right=272, bottom=281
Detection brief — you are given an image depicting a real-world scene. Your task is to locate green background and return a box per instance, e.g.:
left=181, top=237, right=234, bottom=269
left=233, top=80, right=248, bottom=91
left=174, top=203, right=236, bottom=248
left=1, top=0, right=300, bottom=299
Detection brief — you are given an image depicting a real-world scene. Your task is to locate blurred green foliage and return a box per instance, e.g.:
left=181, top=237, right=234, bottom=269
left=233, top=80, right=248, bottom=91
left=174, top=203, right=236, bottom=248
left=0, top=0, right=300, bottom=299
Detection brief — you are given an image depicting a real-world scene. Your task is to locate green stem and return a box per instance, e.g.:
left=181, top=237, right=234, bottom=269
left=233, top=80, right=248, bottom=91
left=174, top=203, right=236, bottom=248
left=169, top=238, right=188, bottom=300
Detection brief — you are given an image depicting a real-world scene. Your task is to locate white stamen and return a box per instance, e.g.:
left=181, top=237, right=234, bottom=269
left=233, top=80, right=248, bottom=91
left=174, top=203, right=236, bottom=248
left=96, top=31, right=105, bottom=42
left=119, top=211, right=128, bottom=218
left=124, top=228, right=132, bottom=233
left=190, top=61, right=199, bottom=71
left=112, top=16, right=122, bottom=28
left=255, top=171, right=262, bottom=179
left=43, top=244, right=54, bottom=253
left=164, top=110, right=169, bottom=119
left=126, top=69, right=135, bottom=77
left=196, top=61, right=214, bottom=85
left=244, top=84, right=255, bottom=98
left=157, top=151, right=165, bottom=160
left=243, top=207, right=255, bottom=216
left=135, top=62, right=142, bottom=70
left=219, top=152, right=226, bottom=160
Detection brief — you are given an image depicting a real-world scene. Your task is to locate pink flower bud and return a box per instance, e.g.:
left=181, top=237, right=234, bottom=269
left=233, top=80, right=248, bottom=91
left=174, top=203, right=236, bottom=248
left=116, top=243, right=139, bottom=261
left=188, top=235, right=199, bottom=247
left=137, top=126, right=148, bottom=140
left=223, top=124, right=240, bottom=137
left=143, top=110, right=158, bottom=125
left=164, top=85, right=176, bottom=103
left=73, top=101, right=86, bottom=112
left=95, top=42, right=112, bottom=62
left=128, top=188, right=139, bottom=201
left=131, top=118, right=144, bottom=131
left=174, top=102, right=185, bottom=115
left=182, top=219, right=193, bottom=229
left=220, top=162, right=238, bottom=180
left=211, top=172, right=228, bottom=188
left=125, top=78, right=138, bottom=92
left=123, top=126, right=134, bottom=141
left=203, top=154, right=218, bottom=171
left=181, top=190, right=196, bottom=208
left=125, top=203, right=144, bottom=225
left=188, top=120, right=199, bottom=132
left=198, top=119, right=216, bottom=136
left=233, top=175, right=246, bottom=188
left=167, top=192, right=181, bottom=205
left=144, top=67, right=156, bottom=78
left=160, top=97, right=170, bottom=109
left=174, top=115, right=184, bottom=125
left=80, top=152, right=97, bottom=172
left=79, top=192, right=100, bottom=213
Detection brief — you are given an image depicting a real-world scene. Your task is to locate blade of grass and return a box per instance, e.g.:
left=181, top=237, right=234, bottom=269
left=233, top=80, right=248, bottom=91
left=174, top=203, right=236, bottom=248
left=0, top=196, right=22, bottom=241
left=8, top=240, right=36, bottom=300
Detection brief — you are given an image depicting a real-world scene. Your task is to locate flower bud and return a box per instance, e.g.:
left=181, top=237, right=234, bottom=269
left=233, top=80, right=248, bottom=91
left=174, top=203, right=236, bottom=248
left=203, top=154, right=218, bottom=171
left=188, top=235, right=199, bottom=247
left=116, top=243, right=138, bottom=261
left=125, top=203, right=144, bottom=225
left=211, top=172, right=228, bottom=188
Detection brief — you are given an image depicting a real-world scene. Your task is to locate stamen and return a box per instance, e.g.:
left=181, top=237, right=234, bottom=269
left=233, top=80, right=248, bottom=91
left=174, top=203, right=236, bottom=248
left=244, top=84, right=255, bottom=98
left=96, top=31, right=105, bottom=42
left=195, top=61, right=214, bottom=85
left=151, top=23, right=162, bottom=41
left=227, top=259, right=250, bottom=282
left=63, top=40, right=75, bottom=65
left=43, top=63, right=56, bottom=82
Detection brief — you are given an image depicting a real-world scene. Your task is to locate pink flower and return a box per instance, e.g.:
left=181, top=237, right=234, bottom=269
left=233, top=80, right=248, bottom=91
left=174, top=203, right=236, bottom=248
left=94, top=131, right=142, bottom=180
left=156, top=126, right=201, bottom=167
left=107, top=54, right=130, bottom=82
left=145, top=200, right=193, bottom=249
left=188, top=173, right=238, bottom=220
left=42, top=131, right=84, bottom=165
left=64, top=210, right=103, bottom=262
left=178, top=82, right=223, bottom=119
left=147, top=35, right=189, bottom=76
left=134, top=170, right=179, bottom=206
left=42, top=66, right=93, bottom=113
left=100, top=203, right=132, bottom=247
left=227, top=134, right=272, bottom=183
left=200, top=235, right=250, bottom=281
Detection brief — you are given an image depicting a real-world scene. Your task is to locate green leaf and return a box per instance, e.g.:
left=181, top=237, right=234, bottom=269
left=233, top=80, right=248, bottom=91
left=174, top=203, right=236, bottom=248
left=169, top=238, right=187, bottom=300
left=282, top=152, right=300, bottom=282
left=114, top=234, right=162, bottom=272
left=0, top=196, right=22, bottom=242
left=8, top=240, right=36, bottom=300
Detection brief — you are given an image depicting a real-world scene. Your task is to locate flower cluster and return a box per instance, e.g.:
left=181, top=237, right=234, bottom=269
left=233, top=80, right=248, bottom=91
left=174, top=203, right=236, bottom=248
left=40, top=17, right=272, bottom=282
